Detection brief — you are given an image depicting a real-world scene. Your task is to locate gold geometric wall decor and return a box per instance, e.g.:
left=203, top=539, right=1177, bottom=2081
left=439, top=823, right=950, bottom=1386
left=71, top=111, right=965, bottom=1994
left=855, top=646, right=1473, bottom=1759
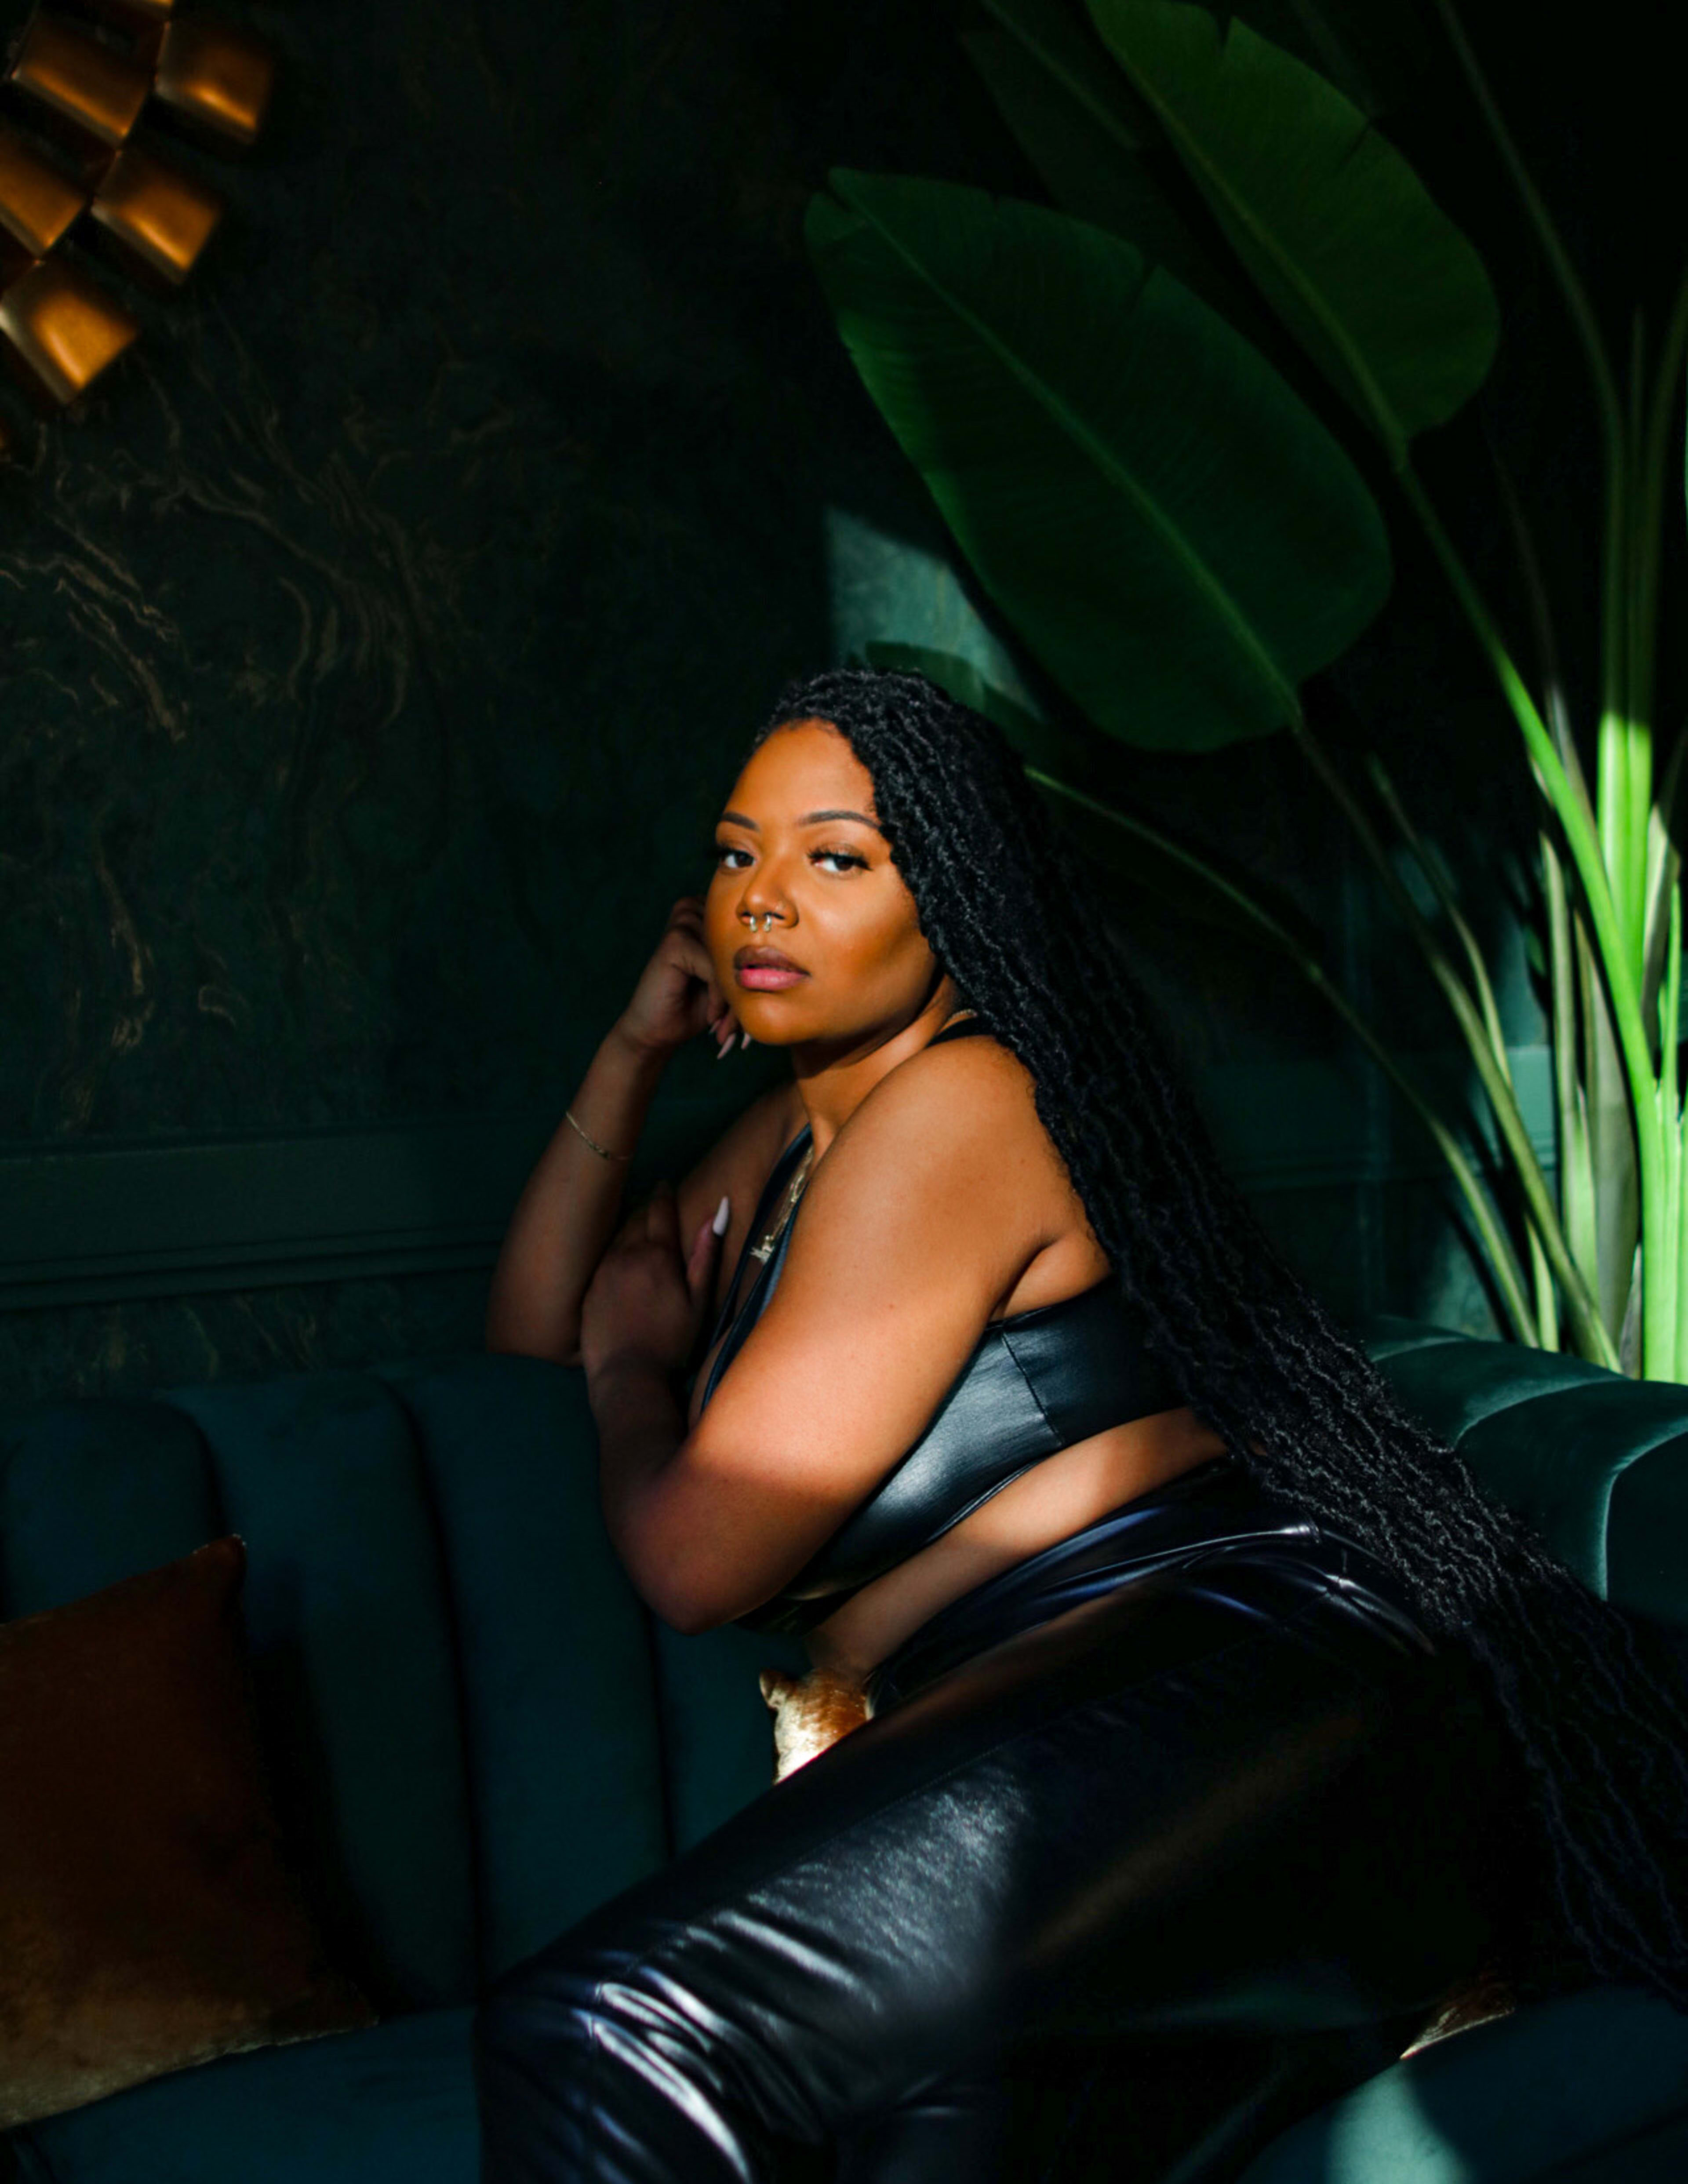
left=0, top=1, right=274, bottom=456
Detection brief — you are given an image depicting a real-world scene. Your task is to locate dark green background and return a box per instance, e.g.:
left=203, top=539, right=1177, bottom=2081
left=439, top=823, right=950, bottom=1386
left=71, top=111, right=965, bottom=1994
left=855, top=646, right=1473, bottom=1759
left=0, top=0, right=1648, bottom=1398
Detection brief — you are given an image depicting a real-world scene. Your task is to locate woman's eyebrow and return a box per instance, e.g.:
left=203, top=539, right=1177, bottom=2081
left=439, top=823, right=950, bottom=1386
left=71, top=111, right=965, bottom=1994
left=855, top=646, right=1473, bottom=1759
left=717, top=808, right=886, bottom=835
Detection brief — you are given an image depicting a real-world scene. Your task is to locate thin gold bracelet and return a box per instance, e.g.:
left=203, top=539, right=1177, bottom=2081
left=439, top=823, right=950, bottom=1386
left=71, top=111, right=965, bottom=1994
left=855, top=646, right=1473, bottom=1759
left=564, top=1107, right=633, bottom=1162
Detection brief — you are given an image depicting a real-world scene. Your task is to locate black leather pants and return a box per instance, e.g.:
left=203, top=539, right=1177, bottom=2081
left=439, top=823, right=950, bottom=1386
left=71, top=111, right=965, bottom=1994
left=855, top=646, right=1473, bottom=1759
left=472, top=1456, right=1512, bottom=2184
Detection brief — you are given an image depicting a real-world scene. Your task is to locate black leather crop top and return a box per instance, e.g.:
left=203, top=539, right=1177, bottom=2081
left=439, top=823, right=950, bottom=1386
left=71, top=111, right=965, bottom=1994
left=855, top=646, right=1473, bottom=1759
left=685, top=1019, right=1185, bottom=1637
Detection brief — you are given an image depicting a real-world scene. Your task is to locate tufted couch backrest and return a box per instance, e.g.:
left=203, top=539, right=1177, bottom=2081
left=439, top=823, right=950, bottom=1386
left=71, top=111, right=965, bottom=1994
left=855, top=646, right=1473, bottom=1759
left=3, top=1322, right=1684, bottom=2021
left=0, top=1353, right=803, bottom=2015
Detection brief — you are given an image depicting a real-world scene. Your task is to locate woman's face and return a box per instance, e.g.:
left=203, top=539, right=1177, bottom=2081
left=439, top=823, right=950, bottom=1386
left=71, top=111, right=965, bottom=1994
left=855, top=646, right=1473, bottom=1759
left=706, top=717, right=956, bottom=1048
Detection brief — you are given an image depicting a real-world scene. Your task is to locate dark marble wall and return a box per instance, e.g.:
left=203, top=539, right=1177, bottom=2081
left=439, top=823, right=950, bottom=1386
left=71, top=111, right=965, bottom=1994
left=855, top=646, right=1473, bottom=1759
left=0, top=0, right=1561, bottom=1401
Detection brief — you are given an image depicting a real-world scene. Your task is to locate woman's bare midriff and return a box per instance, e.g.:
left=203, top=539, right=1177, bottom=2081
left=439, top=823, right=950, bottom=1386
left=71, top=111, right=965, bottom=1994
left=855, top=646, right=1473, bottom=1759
left=800, top=1405, right=1229, bottom=1682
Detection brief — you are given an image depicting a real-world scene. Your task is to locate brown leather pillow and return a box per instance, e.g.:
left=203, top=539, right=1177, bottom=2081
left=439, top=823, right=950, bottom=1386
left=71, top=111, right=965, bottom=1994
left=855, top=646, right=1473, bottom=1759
left=0, top=1535, right=376, bottom=2126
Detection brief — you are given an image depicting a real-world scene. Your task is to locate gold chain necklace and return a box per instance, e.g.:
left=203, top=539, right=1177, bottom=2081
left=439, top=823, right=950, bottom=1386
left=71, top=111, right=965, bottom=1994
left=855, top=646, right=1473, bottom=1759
left=749, top=1143, right=815, bottom=1265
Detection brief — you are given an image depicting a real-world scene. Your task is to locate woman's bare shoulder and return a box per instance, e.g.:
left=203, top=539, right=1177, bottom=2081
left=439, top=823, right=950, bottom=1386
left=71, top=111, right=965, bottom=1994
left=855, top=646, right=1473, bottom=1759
left=826, top=1027, right=1077, bottom=1275
left=865, top=1025, right=1047, bottom=1153
left=811, top=1028, right=1059, bottom=1248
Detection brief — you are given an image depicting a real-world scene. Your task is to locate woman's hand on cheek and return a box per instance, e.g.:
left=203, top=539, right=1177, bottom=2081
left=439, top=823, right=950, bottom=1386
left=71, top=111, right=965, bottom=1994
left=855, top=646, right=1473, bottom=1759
left=581, top=1181, right=730, bottom=1383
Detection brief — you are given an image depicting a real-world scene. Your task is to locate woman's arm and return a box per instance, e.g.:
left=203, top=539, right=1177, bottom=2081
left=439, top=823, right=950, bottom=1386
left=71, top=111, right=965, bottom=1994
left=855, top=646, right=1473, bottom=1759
left=484, top=1020, right=671, bottom=1365
left=486, top=894, right=746, bottom=1364
left=587, top=1037, right=1056, bottom=1633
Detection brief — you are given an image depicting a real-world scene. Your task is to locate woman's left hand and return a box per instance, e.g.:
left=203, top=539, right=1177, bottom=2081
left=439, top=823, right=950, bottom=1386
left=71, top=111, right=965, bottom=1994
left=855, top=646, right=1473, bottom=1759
left=580, top=1181, right=727, bottom=1384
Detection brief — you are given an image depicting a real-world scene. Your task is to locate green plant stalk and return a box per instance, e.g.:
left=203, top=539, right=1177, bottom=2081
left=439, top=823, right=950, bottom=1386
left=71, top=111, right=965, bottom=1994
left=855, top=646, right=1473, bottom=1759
left=1525, top=1198, right=1557, bottom=1343
left=1022, top=762, right=1542, bottom=1343
left=1641, top=767, right=1686, bottom=1103
left=1543, top=828, right=1597, bottom=1335
left=1659, top=881, right=1683, bottom=1380
left=1291, top=716, right=1614, bottom=1364
left=1366, top=754, right=1513, bottom=1079
left=1673, top=1107, right=1688, bottom=1380
left=1395, top=463, right=1666, bottom=1371
left=1531, top=689, right=1632, bottom=1360
left=1574, top=906, right=1643, bottom=1351
left=1642, top=737, right=1687, bottom=1029
left=1365, top=753, right=1561, bottom=1342
left=1654, top=882, right=1677, bottom=1127
left=1668, top=1109, right=1686, bottom=1380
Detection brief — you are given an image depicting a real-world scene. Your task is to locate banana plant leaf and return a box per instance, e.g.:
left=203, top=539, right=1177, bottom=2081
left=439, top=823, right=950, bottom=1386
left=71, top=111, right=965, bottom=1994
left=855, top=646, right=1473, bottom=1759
left=962, top=29, right=1199, bottom=280
left=961, top=14, right=1252, bottom=331
left=1088, top=0, right=1498, bottom=469
left=962, top=0, right=1221, bottom=297
left=975, top=0, right=1162, bottom=156
left=1226, top=0, right=1432, bottom=120
left=807, top=170, right=1392, bottom=752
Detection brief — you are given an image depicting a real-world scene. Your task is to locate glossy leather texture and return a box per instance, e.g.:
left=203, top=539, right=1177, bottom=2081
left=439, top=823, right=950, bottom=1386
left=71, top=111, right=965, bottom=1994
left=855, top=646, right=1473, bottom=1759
left=473, top=1458, right=1511, bottom=2184
left=862, top=1450, right=1435, bottom=1714
left=691, top=1019, right=1184, bottom=1636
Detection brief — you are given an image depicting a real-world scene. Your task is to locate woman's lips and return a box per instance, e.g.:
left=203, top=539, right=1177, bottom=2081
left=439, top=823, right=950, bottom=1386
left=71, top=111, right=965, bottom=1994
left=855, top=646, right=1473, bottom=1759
left=736, top=965, right=808, bottom=990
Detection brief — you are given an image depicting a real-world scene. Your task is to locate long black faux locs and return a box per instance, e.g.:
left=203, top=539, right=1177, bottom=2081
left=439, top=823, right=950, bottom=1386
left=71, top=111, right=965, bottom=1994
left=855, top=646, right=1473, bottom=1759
left=754, top=663, right=1688, bottom=2011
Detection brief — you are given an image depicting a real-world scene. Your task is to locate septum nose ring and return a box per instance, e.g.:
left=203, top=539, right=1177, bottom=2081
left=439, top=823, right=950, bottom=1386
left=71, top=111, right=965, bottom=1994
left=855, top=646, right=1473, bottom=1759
left=749, top=912, right=778, bottom=933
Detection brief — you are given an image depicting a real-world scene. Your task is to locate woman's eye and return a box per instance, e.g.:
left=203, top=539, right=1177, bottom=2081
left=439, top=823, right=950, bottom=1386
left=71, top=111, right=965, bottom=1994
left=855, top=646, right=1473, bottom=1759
left=709, top=844, right=866, bottom=874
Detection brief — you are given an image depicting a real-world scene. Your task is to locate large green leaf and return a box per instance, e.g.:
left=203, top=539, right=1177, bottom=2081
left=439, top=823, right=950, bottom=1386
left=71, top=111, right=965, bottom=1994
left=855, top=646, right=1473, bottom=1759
left=1088, top=0, right=1498, bottom=468
left=962, top=5, right=1248, bottom=327
left=975, top=0, right=1161, bottom=158
left=806, top=170, right=1391, bottom=751
left=1230, top=0, right=1433, bottom=120
left=962, top=29, right=1195, bottom=274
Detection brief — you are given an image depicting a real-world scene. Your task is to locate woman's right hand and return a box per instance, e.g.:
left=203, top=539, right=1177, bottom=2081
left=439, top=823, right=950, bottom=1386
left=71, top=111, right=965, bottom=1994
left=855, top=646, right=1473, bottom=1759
left=617, top=895, right=746, bottom=1062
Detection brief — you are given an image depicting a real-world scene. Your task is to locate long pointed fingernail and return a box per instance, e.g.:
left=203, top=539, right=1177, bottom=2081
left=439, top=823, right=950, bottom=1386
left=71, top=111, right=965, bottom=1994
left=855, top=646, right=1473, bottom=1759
left=712, top=1194, right=730, bottom=1236
left=715, top=1036, right=730, bottom=1061
left=739, top=1029, right=751, bottom=1049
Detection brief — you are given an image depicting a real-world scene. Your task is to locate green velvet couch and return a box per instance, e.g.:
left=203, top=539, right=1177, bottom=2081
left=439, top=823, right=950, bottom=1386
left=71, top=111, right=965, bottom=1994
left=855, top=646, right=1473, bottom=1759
left=3, top=1320, right=1688, bottom=2183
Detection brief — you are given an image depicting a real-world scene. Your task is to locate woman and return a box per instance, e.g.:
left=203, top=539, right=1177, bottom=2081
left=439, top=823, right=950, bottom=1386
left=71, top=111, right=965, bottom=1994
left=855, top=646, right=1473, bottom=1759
left=474, top=667, right=1688, bottom=2183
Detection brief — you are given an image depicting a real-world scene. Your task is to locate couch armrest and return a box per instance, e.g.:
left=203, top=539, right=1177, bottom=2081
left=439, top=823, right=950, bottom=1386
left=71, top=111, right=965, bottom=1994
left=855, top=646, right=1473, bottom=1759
left=1358, top=1317, right=1688, bottom=1628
